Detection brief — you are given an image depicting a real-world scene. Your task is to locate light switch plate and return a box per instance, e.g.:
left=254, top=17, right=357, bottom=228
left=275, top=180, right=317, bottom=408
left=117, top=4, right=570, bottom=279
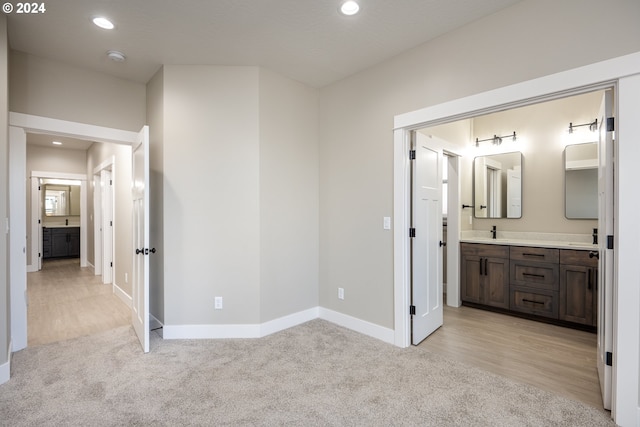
left=383, top=217, right=391, bottom=230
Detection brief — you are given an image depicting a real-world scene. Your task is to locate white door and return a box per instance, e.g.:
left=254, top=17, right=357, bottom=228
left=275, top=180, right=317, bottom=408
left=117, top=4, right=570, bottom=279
left=132, top=126, right=150, bottom=353
left=597, top=90, right=614, bottom=410
left=411, top=133, right=444, bottom=344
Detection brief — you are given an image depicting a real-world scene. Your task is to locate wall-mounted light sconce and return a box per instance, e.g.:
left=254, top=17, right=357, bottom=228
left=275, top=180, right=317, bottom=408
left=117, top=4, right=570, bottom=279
left=568, top=119, right=597, bottom=134
left=475, top=131, right=517, bottom=147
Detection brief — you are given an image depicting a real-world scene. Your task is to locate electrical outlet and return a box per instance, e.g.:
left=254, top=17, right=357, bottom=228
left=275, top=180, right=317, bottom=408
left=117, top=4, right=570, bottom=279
left=338, top=288, right=344, bottom=300
left=215, top=297, right=223, bottom=310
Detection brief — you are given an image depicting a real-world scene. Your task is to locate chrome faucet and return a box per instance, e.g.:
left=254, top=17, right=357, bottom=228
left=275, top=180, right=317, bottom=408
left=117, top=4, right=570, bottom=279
left=491, top=225, right=497, bottom=239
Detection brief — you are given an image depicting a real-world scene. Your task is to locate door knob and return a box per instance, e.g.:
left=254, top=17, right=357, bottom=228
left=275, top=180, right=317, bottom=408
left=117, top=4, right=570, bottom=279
left=136, top=248, right=143, bottom=254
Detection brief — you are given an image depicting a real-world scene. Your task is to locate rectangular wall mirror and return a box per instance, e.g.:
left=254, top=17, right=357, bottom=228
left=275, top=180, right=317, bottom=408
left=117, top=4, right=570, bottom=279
left=42, top=180, right=81, bottom=217
left=473, top=151, right=522, bottom=219
left=565, top=142, right=597, bottom=219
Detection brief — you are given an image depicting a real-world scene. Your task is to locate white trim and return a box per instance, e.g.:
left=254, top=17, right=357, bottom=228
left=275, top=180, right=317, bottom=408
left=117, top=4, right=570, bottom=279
left=0, top=341, right=10, bottom=385
left=9, top=112, right=138, bottom=145
left=319, top=307, right=395, bottom=345
left=393, top=128, right=412, bottom=348
left=9, top=127, right=28, bottom=352
left=113, top=282, right=132, bottom=308
left=160, top=307, right=394, bottom=343
left=260, top=307, right=319, bottom=337
left=393, top=52, right=640, bottom=425
left=163, top=307, right=320, bottom=340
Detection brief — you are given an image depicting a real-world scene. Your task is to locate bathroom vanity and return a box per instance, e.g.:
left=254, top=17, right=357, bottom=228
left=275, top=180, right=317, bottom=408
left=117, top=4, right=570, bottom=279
left=42, top=226, right=80, bottom=259
left=460, top=237, right=598, bottom=330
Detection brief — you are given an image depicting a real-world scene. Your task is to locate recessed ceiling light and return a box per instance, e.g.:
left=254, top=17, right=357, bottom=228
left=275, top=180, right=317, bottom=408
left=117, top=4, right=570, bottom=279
left=107, top=50, right=126, bottom=62
left=52, top=141, right=62, bottom=145
left=340, top=0, right=360, bottom=16
left=93, top=17, right=115, bottom=30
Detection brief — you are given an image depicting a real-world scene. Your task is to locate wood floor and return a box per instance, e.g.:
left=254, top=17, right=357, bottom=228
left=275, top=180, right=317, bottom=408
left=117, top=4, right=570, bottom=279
left=27, top=258, right=131, bottom=347
left=421, top=305, right=604, bottom=411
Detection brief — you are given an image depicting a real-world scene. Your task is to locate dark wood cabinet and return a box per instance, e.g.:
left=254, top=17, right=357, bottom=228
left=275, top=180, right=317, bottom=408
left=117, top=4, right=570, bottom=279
left=461, top=243, right=510, bottom=309
left=460, top=243, right=597, bottom=331
left=509, top=246, right=559, bottom=319
left=559, top=249, right=598, bottom=326
left=43, top=227, right=80, bottom=259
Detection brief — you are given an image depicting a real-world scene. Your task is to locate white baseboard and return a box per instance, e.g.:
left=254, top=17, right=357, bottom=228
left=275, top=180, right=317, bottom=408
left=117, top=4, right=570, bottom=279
left=0, top=341, right=11, bottom=385
left=26, top=264, right=37, bottom=273
left=113, top=283, right=132, bottom=308
left=163, top=307, right=319, bottom=340
left=319, top=307, right=395, bottom=345
left=259, top=307, right=319, bottom=337
left=161, top=306, right=394, bottom=346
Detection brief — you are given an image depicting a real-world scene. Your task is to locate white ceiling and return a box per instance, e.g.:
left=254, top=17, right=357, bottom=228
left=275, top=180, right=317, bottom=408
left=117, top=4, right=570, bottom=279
left=27, top=133, right=93, bottom=151
left=7, top=0, right=524, bottom=88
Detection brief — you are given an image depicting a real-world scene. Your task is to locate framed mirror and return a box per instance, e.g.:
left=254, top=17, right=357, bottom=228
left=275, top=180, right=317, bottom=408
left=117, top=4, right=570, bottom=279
left=473, top=151, right=522, bottom=219
left=565, top=142, right=597, bottom=219
left=43, top=182, right=81, bottom=217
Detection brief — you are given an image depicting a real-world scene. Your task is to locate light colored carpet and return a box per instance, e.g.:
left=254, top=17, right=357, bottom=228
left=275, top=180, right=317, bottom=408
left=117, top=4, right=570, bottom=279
left=1, top=320, right=614, bottom=426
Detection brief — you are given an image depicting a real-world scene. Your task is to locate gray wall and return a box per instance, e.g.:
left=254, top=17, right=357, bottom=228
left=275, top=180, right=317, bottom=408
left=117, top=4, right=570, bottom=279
left=157, top=65, right=320, bottom=326
left=468, top=91, right=601, bottom=233
left=86, top=142, right=133, bottom=296
left=9, top=50, right=146, bottom=131
left=318, top=0, right=640, bottom=329
left=258, top=68, right=319, bottom=322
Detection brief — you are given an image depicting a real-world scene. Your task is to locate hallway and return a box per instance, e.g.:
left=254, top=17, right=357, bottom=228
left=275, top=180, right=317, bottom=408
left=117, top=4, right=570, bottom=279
left=27, top=259, right=131, bottom=347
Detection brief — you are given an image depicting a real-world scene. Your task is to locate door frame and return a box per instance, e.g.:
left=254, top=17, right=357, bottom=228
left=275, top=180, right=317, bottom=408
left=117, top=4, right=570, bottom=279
left=29, top=171, right=88, bottom=271
left=8, top=112, right=138, bottom=352
left=393, top=51, right=640, bottom=425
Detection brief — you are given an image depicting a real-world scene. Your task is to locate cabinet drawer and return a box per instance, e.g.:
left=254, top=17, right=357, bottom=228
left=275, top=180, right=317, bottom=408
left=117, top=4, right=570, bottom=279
left=510, top=288, right=558, bottom=319
left=510, top=261, right=559, bottom=290
left=560, top=249, right=598, bottom=268
left=461, top=243, right=509, bottom=259
left=510, top=246, right=559, bottom=263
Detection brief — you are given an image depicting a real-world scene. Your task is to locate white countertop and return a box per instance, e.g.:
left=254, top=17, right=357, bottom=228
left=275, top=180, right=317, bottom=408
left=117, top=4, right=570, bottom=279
left=43, top=224, right=80, bottom=228
left=459, top=231, right=598, bottom=251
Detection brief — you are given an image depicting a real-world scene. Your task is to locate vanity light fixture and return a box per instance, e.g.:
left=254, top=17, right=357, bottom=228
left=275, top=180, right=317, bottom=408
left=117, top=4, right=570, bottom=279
left=340, top=0, right=360, bottom=16
left=475, top=131, right=517, bottom=147
left=92, top=17, right=115, bottom=30
left=52, top=141, right=62, bottom=145
left=568, top=119, right=598, bottom=134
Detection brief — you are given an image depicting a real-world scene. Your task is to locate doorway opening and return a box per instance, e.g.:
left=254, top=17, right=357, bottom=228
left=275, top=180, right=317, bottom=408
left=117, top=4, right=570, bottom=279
left=407, top=89, right=610, bottom=410
left=8, top=112, right=144, bottom=352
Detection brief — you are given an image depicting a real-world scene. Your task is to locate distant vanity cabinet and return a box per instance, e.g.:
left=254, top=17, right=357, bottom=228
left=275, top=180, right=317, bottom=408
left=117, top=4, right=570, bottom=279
left=460, top=243, right=510, bottom=309
left=460, top=242, right=598, bottom=331
left=43, top=227, right=80, bottom=259
left=559, top=249, right=598, bottom=326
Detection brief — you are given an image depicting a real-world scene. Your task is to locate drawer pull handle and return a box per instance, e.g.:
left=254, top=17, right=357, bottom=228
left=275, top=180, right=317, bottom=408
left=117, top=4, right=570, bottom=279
left=522, top=273, right=545, bottom=279
left=522, top=298, right=545, bottom=305
left=523, top=253, right=544, bottom=258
